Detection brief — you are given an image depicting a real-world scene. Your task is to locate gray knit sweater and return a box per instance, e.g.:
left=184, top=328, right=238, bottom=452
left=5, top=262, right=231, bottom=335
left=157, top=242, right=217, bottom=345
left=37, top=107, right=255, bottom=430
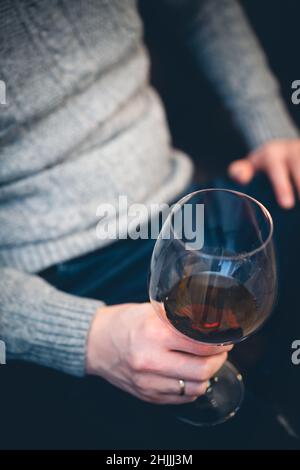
left=0, top=0, right=298, bottom=376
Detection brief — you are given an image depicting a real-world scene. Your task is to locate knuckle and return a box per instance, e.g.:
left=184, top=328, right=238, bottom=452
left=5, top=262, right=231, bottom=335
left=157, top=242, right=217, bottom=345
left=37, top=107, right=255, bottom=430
left=146, top=324, right=159, bottom=341
left=142, top=319, right=156, bottom=339
left=265, top=141, right=277, bottom=153
left=146, top=319, right=168, bottom=342
left=265, top=151, right=275, bottom=163
left=130, top=352, right=155, bottom=372
left=129, top=353, right=144, bottom=372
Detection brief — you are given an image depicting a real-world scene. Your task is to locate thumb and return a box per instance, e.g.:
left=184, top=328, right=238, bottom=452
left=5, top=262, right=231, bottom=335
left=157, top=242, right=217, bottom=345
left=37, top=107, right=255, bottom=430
left=228, top=159, right=255, bottom=184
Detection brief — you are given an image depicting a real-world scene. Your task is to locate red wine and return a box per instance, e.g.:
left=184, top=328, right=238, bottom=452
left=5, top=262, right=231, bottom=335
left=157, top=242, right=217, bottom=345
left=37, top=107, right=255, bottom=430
left=163, top=273, right=266, bottom=343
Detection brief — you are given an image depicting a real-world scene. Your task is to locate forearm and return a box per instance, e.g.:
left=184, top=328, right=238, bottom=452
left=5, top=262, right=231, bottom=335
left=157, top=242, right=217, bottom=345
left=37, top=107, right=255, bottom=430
left=166, top=0, right=298, bottom=149
left=0, top=267, right=103, bottom=376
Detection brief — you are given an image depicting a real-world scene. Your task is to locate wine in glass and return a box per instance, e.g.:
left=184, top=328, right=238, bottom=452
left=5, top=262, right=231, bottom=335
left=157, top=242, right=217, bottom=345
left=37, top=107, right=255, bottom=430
left=149, top=189, right=277, bottom=426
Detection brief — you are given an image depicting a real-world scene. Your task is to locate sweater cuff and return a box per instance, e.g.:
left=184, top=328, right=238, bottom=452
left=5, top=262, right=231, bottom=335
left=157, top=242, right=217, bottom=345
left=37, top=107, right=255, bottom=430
left=28, top=291, right=102, bottom=377
left=5, top=283, right=103, bottom=377
left=233, top=97, right=299, bottom=151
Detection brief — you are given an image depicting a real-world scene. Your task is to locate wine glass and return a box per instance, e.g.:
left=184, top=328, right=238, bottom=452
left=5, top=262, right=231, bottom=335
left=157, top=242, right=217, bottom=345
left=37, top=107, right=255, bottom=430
left=149, top=189, right=277, bottom=426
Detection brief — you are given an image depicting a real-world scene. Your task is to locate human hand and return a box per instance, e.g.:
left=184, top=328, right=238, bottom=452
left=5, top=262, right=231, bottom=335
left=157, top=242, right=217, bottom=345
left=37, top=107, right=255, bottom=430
left=228, top=138, right=300, bottom=209
left=86, top=302, right=232, bottom=404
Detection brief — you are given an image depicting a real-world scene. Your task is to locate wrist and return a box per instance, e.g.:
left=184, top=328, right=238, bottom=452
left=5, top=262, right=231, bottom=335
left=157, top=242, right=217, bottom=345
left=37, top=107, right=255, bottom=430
left=85, top=305, right=111, bottom=376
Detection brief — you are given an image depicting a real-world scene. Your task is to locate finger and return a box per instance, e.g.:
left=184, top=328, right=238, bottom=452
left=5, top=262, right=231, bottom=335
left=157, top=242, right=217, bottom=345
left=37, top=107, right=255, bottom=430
left=165, top=326, right=233, bottom=355
left=163, top=379, right=209, bottom=397
left=289, top=156, right=300, bottom=199
left=266, top=159, right=295, bottom=209
left=148, top=394, right=198, bottom=405
left=228, top=159, right=255, bottom=184
left=167, top=333, right=233, bottom=356
left=137, top=373, right=209, bottom=397
left=158, top=350, right=227, bottom=382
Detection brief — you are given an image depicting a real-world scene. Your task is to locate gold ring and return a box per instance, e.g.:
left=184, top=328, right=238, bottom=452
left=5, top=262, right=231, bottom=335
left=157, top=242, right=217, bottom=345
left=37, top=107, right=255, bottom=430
left=178, top=379, right=185, bottom=396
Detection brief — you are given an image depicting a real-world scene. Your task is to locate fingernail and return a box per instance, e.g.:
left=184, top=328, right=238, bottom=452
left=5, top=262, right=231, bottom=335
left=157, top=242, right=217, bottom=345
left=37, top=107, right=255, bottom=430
left=281, top=196, right=294, bottom=209
left=229, top=166, right=249, bottom=184
left=229, top=166, right=242, bottom=177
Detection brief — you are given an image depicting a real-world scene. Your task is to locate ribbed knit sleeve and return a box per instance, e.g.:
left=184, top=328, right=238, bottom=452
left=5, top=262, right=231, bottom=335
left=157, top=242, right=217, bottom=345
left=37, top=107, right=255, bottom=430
left=183, top=0, right=299, bottom=150
left=0, top=268, right=103, bottom=376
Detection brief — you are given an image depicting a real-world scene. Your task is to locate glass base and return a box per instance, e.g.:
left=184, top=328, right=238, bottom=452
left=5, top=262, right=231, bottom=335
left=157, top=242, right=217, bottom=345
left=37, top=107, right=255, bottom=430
left=175, top=361, right=244, bottom=426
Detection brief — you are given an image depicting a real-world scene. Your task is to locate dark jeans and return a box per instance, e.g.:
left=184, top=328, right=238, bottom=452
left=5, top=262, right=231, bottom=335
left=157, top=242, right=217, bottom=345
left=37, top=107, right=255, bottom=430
left=1, top=175, right=300, bottom=449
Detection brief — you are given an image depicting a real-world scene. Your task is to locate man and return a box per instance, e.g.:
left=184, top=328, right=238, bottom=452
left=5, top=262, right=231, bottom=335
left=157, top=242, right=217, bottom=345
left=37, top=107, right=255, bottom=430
left=0, top=0, right=299, bottom=448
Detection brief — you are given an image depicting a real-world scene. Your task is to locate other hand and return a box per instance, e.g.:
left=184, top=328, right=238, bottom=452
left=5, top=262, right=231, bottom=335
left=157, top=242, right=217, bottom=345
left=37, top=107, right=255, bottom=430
left=228, top=138, right=300, bottom=209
